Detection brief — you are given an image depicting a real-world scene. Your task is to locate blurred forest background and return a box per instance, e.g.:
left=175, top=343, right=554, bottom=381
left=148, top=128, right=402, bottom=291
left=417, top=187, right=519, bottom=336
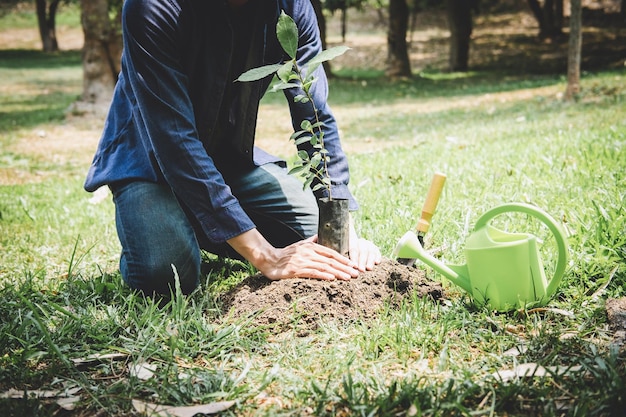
left=1, top=0, right=624, bottom=113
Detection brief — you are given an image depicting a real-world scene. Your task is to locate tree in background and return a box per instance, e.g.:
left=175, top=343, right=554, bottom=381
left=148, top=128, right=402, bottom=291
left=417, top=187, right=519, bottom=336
left=323, top=0, right=368, bottom=42
left=526, top=0, right=564, bottom=40
left=387, top=0, right=411, bottom=77
left=311, top=0, right=333, bottom=77
left=0, top=0, right=69, bottom=52
left=565, top=0, right=582, bottom=100
left=35, top=0, right=62, bottom=52
left=445, top=0, right=477, bottom=72
left=71, top=0, right=121, bottom=114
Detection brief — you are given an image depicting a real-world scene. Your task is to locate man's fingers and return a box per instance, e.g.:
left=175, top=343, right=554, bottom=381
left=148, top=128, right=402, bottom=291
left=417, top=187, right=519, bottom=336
left=350, top=238, right=382, bottom=272
left=265, top=239, right=358, bottom=281
left=299, top=239, right=358, bottom=271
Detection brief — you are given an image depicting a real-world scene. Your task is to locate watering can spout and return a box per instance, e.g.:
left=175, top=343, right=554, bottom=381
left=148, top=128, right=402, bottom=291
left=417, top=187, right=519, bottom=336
left=392, top=231, right=473, bottom=294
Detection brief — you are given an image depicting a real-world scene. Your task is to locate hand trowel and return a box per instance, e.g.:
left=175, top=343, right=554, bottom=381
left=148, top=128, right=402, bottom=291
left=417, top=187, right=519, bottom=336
left=396, top=172, right=446, bottom=267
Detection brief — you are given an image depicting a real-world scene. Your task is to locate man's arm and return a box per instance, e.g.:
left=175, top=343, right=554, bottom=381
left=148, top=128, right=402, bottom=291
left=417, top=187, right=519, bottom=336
left=122, top=0, right=256, bottom=243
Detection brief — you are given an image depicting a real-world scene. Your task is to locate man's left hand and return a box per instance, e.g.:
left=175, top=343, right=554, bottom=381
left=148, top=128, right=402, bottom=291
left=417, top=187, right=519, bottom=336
left=349, top=215, right=382, bottom=272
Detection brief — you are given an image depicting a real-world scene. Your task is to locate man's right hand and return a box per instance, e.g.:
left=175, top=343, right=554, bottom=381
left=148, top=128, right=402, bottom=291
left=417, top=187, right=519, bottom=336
left=227, top=229, right=359, bottom=281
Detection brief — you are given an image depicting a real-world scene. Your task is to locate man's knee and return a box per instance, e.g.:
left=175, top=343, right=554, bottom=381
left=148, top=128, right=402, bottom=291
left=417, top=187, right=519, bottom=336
left=121, top=248, right=201, bottom=295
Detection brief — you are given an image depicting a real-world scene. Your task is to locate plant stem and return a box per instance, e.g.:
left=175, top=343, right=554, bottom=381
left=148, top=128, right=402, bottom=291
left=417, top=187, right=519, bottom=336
left=293, top=62, right=332, bottom=200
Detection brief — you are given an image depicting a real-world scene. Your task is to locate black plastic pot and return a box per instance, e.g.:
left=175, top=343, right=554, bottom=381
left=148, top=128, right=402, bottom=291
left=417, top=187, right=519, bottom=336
left=317, top=198, right=349, bottom=256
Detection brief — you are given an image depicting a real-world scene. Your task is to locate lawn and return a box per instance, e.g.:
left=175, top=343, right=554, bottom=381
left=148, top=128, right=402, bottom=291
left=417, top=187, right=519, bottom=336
left=1, top=4, right=625, bottom=417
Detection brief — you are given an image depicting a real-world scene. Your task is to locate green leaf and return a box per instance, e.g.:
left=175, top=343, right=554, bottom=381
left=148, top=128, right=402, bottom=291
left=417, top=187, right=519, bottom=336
left=294, top=94, right=309, bottom=103
left=277, top=61, right=294, bottom=83
left=288, top=165, right=306, bottom=175
left=300, top=120, right=312, bottom=130
left=276, top=11, right=298, bottom=60
left=290, top=130, right=307, bottom=140
left=310, top=153, right=322, bottom=168
left=305, top=46, right=350, bottom=74
left=236, top=64, right=282, bottom=82
left=297, top=150, right=310, bottom=161
left=270, top=81, right=299, bottom=92
left=294, top=135, right=313, bottom=146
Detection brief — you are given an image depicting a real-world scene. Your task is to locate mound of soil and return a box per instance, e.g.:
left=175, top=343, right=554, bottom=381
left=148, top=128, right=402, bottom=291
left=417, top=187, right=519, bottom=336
left=220, top=259, right=444, bottom=335
left=605, top=297, right=626, bottom=350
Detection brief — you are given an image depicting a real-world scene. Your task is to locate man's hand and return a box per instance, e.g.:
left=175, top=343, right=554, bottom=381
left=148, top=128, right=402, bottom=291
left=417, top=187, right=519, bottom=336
left=227, top=229, right=359, bottom=281
left=264, top=236, right=361, bottom=281
left=348, top=215, right=382, bottom=272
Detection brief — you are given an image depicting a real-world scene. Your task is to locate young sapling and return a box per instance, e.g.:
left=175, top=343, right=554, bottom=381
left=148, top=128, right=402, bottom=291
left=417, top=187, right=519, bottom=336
left=236, top=10, right=351, bottom=255
left=236, top=10, right=349, bottom=200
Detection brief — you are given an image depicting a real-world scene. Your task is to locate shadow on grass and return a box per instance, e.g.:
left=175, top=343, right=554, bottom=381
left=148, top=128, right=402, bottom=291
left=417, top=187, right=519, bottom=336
left=0, top=49, right=81, bottom=69
left=0, top=91, right=79, bottom=133
left=0, top=50, right=81, bottom=133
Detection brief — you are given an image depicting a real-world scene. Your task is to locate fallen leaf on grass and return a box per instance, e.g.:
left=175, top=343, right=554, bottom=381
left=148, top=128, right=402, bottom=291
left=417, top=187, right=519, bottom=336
left=129, top=362, right=158, bottom=380
left=132, top=399, right=235, bottom=416
left=1, top=387, right=82, bottom=410
left=254, top=391, right=286, bottom=409
left=526, top=307, right=575, bottom=318
left=56, top=395, right=81, bottom=411
left=587, top=265, right=618, bottom=302
left=71, top=352, right=129, bottom=366
left=0, top=386, right=81, bottom=399
left=493, top=363, right=583, bottom=382
left=502, top=345, right=527, bottom=357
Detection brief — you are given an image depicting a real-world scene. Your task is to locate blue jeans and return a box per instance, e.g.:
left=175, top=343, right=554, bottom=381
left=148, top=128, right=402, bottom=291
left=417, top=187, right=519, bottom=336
left=110, top=163, right=318, bottom=295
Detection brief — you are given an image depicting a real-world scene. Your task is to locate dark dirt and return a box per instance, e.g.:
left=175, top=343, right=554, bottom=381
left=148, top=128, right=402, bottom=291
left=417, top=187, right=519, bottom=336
left=220, top=259, right=444, bottom=335
left=605, top=297, right=626, bottom=350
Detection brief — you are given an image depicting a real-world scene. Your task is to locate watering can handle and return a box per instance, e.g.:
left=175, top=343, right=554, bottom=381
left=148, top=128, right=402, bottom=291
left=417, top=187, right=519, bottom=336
left=474, top=203, right=568, bottom=295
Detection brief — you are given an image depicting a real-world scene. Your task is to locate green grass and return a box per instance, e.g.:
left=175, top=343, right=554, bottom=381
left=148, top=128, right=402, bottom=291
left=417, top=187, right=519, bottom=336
left=1, top=26, right=625, bottom=417
left=0, top=2, right=80, bottom=29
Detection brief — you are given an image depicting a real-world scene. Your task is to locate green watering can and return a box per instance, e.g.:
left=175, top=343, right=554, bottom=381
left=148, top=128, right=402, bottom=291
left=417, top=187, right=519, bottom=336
left=393, top=203, right=568, bottom=311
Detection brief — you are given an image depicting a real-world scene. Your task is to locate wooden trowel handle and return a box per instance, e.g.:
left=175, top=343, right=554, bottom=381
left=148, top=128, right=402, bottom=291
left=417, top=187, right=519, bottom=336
left=416, top=172, right=446, bottom=235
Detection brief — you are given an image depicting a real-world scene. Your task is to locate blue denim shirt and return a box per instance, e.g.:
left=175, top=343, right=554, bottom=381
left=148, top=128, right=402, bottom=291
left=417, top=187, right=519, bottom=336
left=84, top=0, right=357, bottom=244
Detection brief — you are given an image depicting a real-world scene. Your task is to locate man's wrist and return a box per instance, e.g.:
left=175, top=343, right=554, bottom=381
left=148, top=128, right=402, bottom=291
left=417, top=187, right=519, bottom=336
left=227, top=229, right=277, bottom=271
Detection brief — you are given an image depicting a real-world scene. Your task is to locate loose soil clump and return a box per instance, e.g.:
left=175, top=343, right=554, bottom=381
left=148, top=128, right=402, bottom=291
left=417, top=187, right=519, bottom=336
left=220, top=259, right=444, bottom=335
left=605, top=297, right=626, bottom=350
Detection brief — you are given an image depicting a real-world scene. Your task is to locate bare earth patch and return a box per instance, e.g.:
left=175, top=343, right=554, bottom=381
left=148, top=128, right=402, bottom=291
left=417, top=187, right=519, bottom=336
left=220, top=258, right=444, bottom=336
left=1, top=116, right=101, bottom=185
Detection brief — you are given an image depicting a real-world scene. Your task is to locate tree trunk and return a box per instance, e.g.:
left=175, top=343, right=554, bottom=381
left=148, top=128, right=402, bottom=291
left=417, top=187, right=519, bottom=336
left=554, top=0, right=564, bottom=30
left=310, top=0, right=332, bottom=78
left=386, top=0, right=411, bottom=78
left=526, top=0, right=563, bottom=40
left=73, top=0, right=122, bottom=115
left=341, top=6, right=347, bottom=43
left=565, top=0, right=582, bottom=101
left=527, top=0, right=547, bottom=36
left=446, top=0, right=473, bottom=72
left=409, top=0, right=423, bottom=45
left=35, top=0, right=60, bottom=52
